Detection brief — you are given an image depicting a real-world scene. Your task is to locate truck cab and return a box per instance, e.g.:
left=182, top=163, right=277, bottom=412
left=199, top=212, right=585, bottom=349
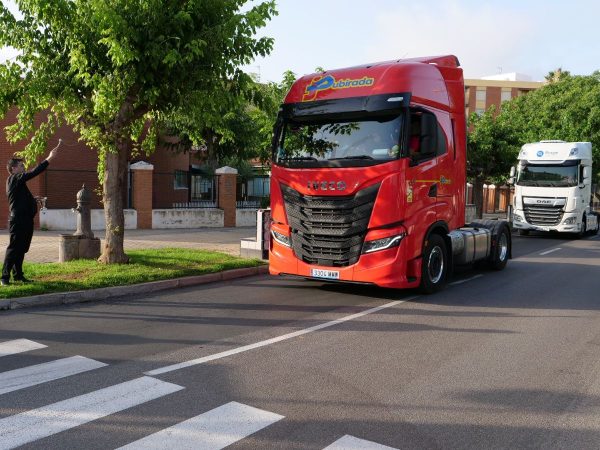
left=269, top=56, right=511, bottom=293
left=512, top=140, right=599, bottom=236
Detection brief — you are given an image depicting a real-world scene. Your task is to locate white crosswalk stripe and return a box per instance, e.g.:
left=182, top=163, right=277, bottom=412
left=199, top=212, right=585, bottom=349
left=0, top=339, right=46, bottom=357
left=118, top=401, right=284, bottom=450
left=324, top=435, right=399, bottom=450
left=0, top=355, right=107, bottom=396
left=0, top=339, right=398, bottom=449
left=0, top=376, right=184, bottom=450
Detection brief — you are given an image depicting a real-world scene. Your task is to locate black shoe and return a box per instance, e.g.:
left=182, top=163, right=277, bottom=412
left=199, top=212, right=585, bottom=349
left=1, top=279, right=10, bottom=286
left=13, top=277, right=32, bottom=283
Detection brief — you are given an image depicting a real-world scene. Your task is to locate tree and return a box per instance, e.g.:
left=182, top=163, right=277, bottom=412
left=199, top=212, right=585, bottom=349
left=467, top=106, right=518, bottom=218
left=545, top=67, right=571, bottom=83
left=0, top=0, right=277, bottom=263
left=499, top=71, right=600, bottom=182
left=169, top=69, right=296, bottom=163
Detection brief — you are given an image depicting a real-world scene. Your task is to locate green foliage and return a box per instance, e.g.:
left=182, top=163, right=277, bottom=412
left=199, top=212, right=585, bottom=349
left=164, top=68, right=297, bottom=166
left=499, top=72, right=600, bottom=181
left=468, top=72, right=600, bottom=183
left=467, top=105, right=518, bottom=184
left=0, top=248, right=263, bottom=299
left=0, top=0, right=277, bottom=163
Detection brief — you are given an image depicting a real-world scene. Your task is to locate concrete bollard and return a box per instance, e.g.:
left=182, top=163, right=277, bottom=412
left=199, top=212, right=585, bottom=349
left=59, top=234, right=80, bottom=262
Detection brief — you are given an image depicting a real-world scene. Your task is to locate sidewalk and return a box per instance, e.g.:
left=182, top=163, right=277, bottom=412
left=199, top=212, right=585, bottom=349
left=0, top=228, right=256, bottom=263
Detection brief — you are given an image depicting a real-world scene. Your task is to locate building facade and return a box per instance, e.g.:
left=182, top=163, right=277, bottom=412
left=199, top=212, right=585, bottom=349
left=465, top=73, right=544, bottom=117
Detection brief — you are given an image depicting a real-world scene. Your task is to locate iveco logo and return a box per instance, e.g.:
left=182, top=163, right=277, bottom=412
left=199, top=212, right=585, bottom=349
left=307, top=181, right=347, bottom=191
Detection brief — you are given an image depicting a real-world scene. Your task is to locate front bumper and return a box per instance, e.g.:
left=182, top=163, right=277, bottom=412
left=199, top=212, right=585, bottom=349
left=512, top=210, right=581, bottom=233
left=268, top=235, right=420, bottom=289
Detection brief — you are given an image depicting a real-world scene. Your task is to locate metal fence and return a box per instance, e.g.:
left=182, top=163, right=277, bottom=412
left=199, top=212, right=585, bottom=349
left=236, top=200, right=260, bottom=209
left=173, top=200, right=217, bottom=208
left=128, top=170, right=271, bottom=209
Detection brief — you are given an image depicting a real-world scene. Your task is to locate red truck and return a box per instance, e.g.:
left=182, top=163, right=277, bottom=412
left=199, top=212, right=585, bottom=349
left=269, top=55, right=511, bottom=293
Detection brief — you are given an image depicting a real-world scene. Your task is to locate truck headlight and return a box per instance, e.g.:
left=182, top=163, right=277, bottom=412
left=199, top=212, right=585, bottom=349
left=362, top=234, right=405, bottom=254
left=271, top=230, right=291, bottom=247
left=513, top=214, right=524, bottom=223
left=563, top=216, right=577, bottom=225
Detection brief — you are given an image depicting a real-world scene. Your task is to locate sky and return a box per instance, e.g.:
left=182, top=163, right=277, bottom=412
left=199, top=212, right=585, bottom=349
left=2, top=0, right=599, bottom=83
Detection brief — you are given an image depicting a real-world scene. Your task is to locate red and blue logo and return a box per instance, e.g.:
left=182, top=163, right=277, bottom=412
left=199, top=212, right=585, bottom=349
left=303, top=74, right=375, bottom=101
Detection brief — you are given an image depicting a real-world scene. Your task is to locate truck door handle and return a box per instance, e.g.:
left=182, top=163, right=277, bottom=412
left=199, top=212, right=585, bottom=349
left=428, top=183, right=438, bottom=197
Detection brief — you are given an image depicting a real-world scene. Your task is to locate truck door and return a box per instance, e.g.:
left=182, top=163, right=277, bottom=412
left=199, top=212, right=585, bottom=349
left=430, top=114, right=455, bottom=226
left=404, top=110, right=440, bottom=225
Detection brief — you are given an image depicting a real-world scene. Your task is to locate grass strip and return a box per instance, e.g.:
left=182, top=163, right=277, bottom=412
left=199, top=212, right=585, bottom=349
left=0, top=248, right=264, bottom=299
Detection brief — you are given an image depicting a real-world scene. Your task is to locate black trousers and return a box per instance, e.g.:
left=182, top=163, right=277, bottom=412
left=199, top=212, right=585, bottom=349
left=2, top=218, right=34, bottom=280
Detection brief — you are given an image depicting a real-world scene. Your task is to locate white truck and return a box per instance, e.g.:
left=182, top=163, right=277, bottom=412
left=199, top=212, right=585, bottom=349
left=511, top=140, right=599, bottom=236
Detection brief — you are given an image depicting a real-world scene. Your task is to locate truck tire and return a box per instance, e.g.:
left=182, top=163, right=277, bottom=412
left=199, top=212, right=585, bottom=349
left=518, top=229, right=530, bottom=236
left=419, top=234, right=448, bottom=294
left=489, top=225, right=510, bottom=270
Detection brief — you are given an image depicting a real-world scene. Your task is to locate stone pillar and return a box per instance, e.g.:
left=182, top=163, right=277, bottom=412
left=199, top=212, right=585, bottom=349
left=216, top=166, right=238, bottom=227
left=130, top=161, right=154, bottom=229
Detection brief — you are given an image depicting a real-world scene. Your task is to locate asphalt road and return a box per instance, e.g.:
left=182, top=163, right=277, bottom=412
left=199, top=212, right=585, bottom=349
left=1, top=231, right=600, bottom=449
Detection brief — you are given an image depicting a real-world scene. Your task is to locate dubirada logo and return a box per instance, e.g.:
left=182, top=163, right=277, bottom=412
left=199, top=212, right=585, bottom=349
left=307, top=181, right=347, bottom=191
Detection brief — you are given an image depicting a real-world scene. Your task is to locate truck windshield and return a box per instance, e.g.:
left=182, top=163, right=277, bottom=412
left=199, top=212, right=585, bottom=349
left=517, top=162, right=579, bottom=187
left=275, top=115, right=403, bottom=168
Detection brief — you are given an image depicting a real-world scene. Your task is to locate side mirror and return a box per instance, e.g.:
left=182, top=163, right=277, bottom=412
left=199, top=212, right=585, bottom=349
left=507, top=167, right=516, bottom=185
left=583, top=166, right=592, bottom=182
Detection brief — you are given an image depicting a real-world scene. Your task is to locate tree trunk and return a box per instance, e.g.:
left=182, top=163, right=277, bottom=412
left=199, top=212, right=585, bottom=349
left=473, top=176, right=485, bottom=219
left=98, top=141, right=130, bottom=264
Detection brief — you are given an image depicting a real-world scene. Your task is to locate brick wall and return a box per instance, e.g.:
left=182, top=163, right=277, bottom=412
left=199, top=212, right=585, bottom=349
left=1, top=107, right=193, bottom=228
left=216, top=169, right=238, bottom=227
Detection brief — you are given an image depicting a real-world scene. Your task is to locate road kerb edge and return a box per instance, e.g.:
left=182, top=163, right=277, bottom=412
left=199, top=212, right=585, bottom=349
left=2, top=265, right=268, bottom=312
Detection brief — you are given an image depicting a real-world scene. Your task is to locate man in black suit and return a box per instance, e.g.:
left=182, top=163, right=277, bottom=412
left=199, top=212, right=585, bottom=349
left=2, top=140, right=62, bottom=285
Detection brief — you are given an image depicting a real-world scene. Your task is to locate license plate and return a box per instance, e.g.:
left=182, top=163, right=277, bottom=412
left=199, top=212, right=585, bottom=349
left=311, top=268, right=340, bottom=280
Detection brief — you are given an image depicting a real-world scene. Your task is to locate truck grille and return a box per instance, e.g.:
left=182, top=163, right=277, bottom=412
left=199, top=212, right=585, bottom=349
left=281, top=183, right=380, bottom=267
left=524, top=204, right=564, bottom=225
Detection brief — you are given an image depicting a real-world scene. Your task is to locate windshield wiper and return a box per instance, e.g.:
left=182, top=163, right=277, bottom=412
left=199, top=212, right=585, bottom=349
left=329, top=155, right=375, bottom=161
left=279, top=156, right=319, bottom=162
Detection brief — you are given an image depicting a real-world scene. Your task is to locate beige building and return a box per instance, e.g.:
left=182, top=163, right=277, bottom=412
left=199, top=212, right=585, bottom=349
left=465, top=73, right=544, bottom=117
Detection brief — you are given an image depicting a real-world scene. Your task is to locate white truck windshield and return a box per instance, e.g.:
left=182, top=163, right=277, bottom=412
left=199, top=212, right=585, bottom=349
left=517, top=163, right=579, bottom=187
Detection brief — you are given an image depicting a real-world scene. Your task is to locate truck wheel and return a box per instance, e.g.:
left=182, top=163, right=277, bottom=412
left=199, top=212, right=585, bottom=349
left=419, top=234, right=448, bottom=294
left=518, top=229, right=530, bottom=236
left=489, top=226, right=510, bottom=270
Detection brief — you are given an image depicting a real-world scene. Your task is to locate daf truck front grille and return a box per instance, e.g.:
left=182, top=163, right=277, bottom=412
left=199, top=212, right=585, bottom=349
left=281, top=183, right=379, bottom=267
left=524, top=204, right=564, bottom=225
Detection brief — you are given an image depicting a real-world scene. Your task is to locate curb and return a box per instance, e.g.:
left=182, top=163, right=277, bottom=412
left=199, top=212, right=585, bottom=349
left=0, top=265, right=269, bottom=312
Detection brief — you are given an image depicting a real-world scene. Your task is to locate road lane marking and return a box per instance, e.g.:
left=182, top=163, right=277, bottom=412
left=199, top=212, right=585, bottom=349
left=0, top=339, right=46, bottom=357
left=0, top=356, right=107, bottom=396
left=324, top=435, right=398, bottom=449
left=539, top=247, right=562, bottom=256
left=117, top=401, right=283, bottom=449
left=146, top=297, right=417, bottom=376
left=0, top=376, right=183, bottom=450
left=449, top=274, right=483, bottom=286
